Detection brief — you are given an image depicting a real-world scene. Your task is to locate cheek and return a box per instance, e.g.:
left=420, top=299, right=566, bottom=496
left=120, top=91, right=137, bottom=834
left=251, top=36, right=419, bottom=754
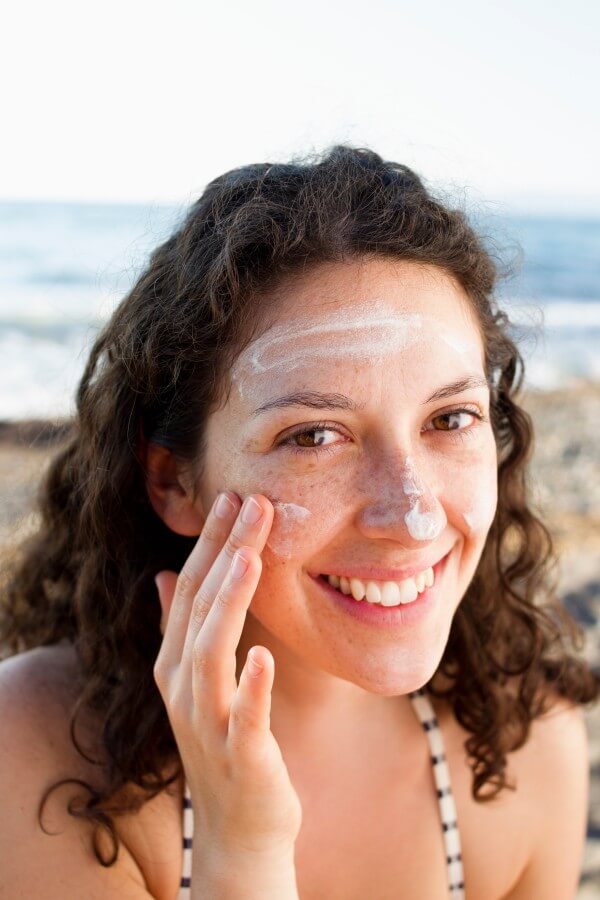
left=265, top=501, right=313, bottom=558
left=260, top=470, right=355, bottom=563
left=448, top=452, right=498, bottom=538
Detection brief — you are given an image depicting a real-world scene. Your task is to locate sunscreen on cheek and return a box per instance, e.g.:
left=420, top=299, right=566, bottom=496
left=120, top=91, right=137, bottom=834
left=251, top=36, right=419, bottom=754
left=462, top=482, right=498, bottom=535
left=265, top=500, right=312, bottom=559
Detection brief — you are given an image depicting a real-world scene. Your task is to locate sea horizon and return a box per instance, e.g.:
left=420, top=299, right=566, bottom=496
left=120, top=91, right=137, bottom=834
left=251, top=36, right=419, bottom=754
left=1, top=199, right=599, bottom=422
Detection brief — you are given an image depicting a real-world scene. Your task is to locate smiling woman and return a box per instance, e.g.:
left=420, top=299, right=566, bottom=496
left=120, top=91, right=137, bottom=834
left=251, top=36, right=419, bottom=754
left=0, top=146, right=598, bottom=900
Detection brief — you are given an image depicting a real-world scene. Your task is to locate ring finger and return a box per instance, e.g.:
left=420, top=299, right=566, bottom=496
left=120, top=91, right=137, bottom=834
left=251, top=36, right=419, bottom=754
left=158, top=490, right=241, bottom=669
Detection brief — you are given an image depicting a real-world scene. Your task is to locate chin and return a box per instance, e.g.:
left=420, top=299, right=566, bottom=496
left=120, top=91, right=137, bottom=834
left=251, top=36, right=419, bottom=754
left=321, top=639, right=448, bottom=697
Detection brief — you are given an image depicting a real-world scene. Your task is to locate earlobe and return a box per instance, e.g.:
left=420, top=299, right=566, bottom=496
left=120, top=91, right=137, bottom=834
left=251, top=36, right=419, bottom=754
left=140, top=440, right=205, bottom=537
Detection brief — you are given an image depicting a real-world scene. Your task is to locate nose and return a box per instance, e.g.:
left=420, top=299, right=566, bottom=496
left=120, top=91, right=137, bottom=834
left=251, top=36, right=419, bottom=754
left=355, top=455, right=447, bottom=546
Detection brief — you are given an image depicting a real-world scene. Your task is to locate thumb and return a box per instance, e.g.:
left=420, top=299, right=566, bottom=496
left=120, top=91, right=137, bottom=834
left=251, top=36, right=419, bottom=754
left=154, top=570, right=179, bottom=635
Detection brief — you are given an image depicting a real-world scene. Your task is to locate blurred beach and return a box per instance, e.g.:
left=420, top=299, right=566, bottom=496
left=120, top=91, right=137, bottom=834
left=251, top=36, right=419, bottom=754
left=0, top=201, right=599, bottom=893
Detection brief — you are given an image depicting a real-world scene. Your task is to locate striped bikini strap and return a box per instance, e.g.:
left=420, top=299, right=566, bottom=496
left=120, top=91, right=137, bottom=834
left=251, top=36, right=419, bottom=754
left=179, top=690, right=465, bottom=899
left=409, top=687, right=465, bottom=899
left=178, top=783, right=193, bottom=897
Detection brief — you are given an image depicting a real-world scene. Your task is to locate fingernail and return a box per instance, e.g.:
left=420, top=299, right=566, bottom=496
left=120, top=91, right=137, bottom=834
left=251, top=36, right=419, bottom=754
left=241, top=497, right=263, bottom=525
left=215, top=492, right=236, bottom=519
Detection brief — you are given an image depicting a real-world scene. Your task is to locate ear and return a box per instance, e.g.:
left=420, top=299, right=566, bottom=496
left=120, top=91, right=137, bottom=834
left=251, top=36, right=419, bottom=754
left=139, top=437, right=205, bottom=537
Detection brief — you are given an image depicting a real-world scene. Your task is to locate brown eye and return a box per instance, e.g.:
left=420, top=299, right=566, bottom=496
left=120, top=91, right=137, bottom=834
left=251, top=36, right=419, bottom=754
left=294, top=427, right=336, bottom=447
left=432, top=410, right=474, bottom=431
left=279, top=423, right=344, bottom=455
left=428, top=410, right=480, bottom=432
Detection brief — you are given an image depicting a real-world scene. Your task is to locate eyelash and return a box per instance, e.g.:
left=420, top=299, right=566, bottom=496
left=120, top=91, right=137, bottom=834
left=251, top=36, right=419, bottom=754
left=278, top=408, right=487, bottom=458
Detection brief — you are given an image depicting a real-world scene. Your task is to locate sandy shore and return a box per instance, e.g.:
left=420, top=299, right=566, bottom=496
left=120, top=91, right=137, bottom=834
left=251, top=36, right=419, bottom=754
left=0, top=384, right=598, bottom=892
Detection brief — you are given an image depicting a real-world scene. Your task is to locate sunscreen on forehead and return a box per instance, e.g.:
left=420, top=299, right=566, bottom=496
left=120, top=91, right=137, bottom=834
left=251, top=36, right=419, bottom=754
left=231, top=307, right=424, bottom=399
left=230, top=306, right=483, bottom=402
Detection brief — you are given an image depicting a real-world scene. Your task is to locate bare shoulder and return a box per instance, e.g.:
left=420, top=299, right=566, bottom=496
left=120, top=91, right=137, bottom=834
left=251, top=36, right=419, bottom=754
left=432, top=683, right=591, bottom=900
left=0, top=640, right=83, bottom=702
left=500, top=689, right=590, bottom=899
left=523, top=694, right=588, bottom=781
left=0, top=642, right=94, bottom=772
left=518, top=688, right=589, bottom=794
left=0, top=643, right=157, bottom=897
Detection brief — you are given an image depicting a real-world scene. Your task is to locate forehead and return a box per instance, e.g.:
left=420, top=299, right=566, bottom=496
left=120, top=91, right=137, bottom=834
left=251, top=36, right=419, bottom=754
left=230, top=259, right=484, bottom=391
left=270, top=258, right=476, bottom=325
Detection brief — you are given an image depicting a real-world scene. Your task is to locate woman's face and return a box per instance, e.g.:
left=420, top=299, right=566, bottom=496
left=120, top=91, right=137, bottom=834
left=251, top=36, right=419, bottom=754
left=197, top=258, right=498, bottom=696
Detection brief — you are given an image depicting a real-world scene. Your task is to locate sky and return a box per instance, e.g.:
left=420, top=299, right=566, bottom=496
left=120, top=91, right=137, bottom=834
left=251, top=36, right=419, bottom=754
left=2, top=0, right=599, bottom=214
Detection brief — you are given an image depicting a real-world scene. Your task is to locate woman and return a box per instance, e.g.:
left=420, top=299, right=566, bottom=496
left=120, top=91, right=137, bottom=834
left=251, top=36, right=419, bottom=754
left=0, top=146, right=597, bottom=899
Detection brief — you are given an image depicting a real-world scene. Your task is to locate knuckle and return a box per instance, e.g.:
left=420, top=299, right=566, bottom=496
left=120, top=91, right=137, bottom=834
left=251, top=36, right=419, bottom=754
left=153, top=659, right=166, bottom=689
left=153, top=673, right=184, bottom=722
left=200, top=518, right=223, bottom=545
left=223, top=531, right=245, bottom=561
left=215, top=584, right=235, bottom=609
left=229, top=703, right=259, bottom=736
left=189, top=588, right=213, bottom=627
left=192, top=642, right=215, bottom=680
left=177, top=567, right=196, bottom=596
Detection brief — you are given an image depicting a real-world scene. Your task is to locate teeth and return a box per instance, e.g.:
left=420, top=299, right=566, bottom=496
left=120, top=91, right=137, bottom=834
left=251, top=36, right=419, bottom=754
left=350, top=578, right=365, bottom=602
left=365, top=582, right=382, bottom=604
left=381, top=581, right=401, bottom=606
left=324, top=566, right=435, bottom=607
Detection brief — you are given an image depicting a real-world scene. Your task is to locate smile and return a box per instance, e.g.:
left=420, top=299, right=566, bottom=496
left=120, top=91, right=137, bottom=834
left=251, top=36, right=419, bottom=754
left=307, top=550, right=452, bottom=627
left=319, top=568, right=434, bottom=606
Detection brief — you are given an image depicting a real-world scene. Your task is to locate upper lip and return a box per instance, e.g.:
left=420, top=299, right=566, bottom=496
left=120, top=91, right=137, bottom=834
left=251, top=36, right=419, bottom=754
left=309, top=550, right=451, bottom=583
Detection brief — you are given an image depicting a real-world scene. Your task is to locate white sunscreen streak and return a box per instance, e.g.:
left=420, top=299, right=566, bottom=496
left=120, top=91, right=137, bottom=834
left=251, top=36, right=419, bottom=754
left=401, top=456, right=446, bottom=542
left=441, top=332, right=480, bottom=360
left=405, top=501, right=445, bottom=541
left=266, top=501, right=312, bottom=558
left=231, top=307, right=484, bottom=402
left=462, top=487, right=496, bottom=535
left=231, top=309, right=423, bottom=399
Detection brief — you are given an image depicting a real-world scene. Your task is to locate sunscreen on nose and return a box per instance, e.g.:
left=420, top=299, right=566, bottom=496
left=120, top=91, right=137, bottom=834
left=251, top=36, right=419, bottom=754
left=405, top=500, right=445, bottom=541
left=402, top=457, right=446, bottom=541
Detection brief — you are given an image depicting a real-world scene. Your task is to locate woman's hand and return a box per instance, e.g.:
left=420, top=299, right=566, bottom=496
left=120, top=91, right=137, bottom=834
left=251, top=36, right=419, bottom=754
left=153, top=492, right=303, bottom=876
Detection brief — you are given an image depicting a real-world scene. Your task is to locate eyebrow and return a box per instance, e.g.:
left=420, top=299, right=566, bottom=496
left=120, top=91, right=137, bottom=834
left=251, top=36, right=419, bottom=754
left=250, top=376, right=489, bottom=417
left=251, top=390, right=365, bottom=417
left=422, top=376, right=489, bottom=404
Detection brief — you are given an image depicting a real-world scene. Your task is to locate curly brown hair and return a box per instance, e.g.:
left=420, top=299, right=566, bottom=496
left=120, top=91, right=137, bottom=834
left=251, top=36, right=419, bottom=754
left=1, top=145, right=598, bottom=867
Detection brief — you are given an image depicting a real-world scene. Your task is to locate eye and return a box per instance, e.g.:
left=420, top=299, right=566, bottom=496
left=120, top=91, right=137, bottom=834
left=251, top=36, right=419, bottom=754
left=276, top=408, right=487, bottom=459
left=277, top=421, right=345, bottom=457
left=424, top=407, right=485, bottom=435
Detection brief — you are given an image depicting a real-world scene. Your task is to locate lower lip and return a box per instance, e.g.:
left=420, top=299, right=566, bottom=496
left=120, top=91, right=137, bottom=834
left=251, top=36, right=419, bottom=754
left=309, top=553, right=450, bottom=629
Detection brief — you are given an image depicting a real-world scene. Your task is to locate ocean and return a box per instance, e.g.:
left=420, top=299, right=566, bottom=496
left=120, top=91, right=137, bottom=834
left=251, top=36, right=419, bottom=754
left=0, top=200, right=599, bottom=421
